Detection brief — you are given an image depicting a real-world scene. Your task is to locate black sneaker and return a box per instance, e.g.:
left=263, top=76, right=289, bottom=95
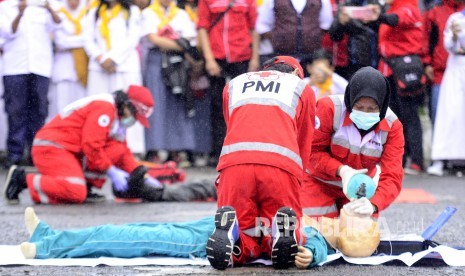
left=271, top=206, right=298, bottom=269
left=84, top=191, right=106, bottom=203
left=206, top=206, right=239, bottom=270
left=3, top=165, right=27, bottom=204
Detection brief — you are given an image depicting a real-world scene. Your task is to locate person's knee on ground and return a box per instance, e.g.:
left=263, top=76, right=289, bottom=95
left=62, top=185, right=87, bottom=204
left=24, top=174, right=88, bottom=204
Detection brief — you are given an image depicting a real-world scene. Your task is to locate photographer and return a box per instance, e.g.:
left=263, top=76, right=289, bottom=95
left=328, top=0, right=395, bottom=78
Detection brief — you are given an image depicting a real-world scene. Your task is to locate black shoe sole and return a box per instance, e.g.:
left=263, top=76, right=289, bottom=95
left=206, top=206, right=237, bottom=270
left=271, top=207, right=298, bottom=269
left=3, top=165, right=20, bottom=204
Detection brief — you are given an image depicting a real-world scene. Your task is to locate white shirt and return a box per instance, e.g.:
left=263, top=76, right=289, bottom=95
left=444, top=12, right=465, bottom=54
left=52, top=7, right=87, bottom=82
left=141, top=6, right=197, bottom=45
left=0, top=0, right=59, bottom=77
left=255, top=0, right=333, bottom=34
left=304, top=72, right=348, bottom=99
left=84, top=5, right=141, bottom=72
left=257, top=3, right=273, bottom=55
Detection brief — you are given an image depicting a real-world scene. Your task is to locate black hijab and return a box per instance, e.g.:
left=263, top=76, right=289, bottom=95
left=344, top=67, right=391, bottom=120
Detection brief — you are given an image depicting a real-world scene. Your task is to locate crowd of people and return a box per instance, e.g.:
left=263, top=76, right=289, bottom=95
left=0, top=0, right=464, bottom=175
left=6, top=55, right=389, bottom=271
left=3, top=0, right=464, bottom=270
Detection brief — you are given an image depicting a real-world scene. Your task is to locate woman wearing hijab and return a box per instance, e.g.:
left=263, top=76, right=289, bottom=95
left=301, top=67, right=404, bottom=218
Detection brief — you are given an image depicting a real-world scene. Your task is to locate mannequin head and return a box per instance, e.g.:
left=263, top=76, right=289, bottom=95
left=337, top=208, right=380, bottom=257
left=304, top=207, right=380, bottom=257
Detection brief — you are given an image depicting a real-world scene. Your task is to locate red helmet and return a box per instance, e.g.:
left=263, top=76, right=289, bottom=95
left=126, top=85, right=154, bottom=128
left=263, top=56, right=304, bottom=79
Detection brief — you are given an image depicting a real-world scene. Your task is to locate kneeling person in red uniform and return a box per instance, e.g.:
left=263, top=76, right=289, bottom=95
left=301, top=67, right=404, bottom=219
left=4, top=85, right=155, bottom=204
left=207, top=56, right=316, bottom=270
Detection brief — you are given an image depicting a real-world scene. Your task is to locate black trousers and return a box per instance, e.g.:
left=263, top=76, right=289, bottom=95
left=209, top=59, right=249, bottom=160
left=388, top=77, right=424, bottom=168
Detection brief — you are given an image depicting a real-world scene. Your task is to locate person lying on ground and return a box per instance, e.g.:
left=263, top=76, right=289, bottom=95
left=18, top=206, right=380, bottom=269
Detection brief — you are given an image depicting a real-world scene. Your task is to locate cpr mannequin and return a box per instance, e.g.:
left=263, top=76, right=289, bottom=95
left=295, top=205, right=381, bottom=268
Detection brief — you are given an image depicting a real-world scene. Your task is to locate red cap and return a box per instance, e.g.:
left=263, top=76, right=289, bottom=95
left=126, top=85, right=154, bottom=128
left=263, top=56, right=304, bottom=79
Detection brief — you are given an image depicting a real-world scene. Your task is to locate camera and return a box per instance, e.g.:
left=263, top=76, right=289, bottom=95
left=344, top=6, right=374, bottom=21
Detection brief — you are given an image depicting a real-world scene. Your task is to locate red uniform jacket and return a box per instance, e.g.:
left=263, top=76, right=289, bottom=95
left=217, top=71, right=316, bottom=181
left=197, top=0, right=257, bottom=63
left=308, top=96, right=404, bottom=212
left=35, top=94, right=137, bottom=173
left=423, top=0, right=465, bottom=84
left=378, top=0, right=426, bottom=76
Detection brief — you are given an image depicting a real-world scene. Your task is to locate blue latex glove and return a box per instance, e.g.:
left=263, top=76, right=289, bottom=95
left=145, top=176, right=164, bottom=189
left=107, top=166, right=129, bottom=192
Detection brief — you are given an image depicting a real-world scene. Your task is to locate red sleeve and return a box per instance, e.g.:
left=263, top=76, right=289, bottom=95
left=223, top=84, right=230, bottom=127
left=247, top=0, right=257, bottom=30
left=104, top=140, right=139, bottom=173
left=81, top=104, right=115, bottom=172
left=297, top=85, right=316, bottom=176
left=392, top=5, right=420, bottom=29
left=197, top=0, right=211, bottom=30
left=422, top=9, right=433, bottom=65
left=370, top=120, right=405, bottom=212
left=309, top=97, right=343, bottom=178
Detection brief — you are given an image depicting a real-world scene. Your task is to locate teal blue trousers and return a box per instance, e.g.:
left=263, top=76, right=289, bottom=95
left=31, top=216, right=329, bottom=267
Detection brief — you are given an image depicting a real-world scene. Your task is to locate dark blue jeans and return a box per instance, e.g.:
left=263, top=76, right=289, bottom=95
left=3, top=74, right=49, bottom=163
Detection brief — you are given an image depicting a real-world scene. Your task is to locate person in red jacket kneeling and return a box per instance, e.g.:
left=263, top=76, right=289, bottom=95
left=207, top=56, right=316, bottom=270
left=4, top=85, right=156, bottom=205
left=301, top=67, right=404, bottom=219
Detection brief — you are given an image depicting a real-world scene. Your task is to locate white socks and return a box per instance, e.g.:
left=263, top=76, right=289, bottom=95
left=24, top=207, right=40, bottom=237
left=20, top=242, right=37, bottom=259
left=21, top=207, right=40, bottom=259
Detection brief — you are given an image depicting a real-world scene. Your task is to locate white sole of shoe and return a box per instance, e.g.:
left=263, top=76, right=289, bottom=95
left=404, top=168, right=420, bottom=176
left=427, top=171, right=444, bottom=177
left=3, top=165, right=20, bottom=204
left=206, top=207, right=237, bottom=270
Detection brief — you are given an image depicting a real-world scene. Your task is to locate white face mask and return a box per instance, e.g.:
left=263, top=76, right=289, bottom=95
left=121, top=116, right=136, bottom=128
left=349, top=110, right=381, bottom=130
left=109, top=120, right=126, bottom=141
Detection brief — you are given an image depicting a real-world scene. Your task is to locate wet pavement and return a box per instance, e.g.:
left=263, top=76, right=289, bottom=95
left=1, top=167, right=464, bottom=275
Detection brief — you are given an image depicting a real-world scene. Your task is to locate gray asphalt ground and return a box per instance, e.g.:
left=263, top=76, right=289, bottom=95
left=0, top=167, right=464, bottom=275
